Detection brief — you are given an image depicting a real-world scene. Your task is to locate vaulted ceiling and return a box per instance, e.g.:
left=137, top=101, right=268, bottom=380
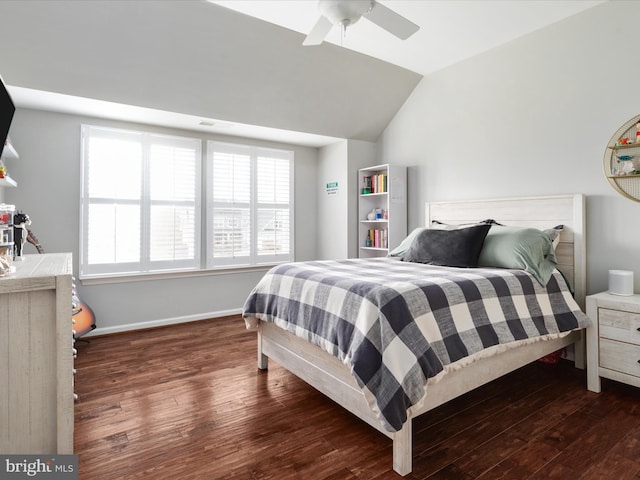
left=212, top=0, right=605, bottom=76
left=0, top=1, right=604, bottom=146
left=0, top=0, right=421, bottom=145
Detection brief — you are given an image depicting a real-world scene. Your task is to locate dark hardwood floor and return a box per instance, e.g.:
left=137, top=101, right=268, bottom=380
left=74, top=316, right=640, bottom=479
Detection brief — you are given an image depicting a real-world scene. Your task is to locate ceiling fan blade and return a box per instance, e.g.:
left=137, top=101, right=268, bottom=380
left=303, top=16, right=333, bottom=46
left=364, top=1, right=419, bottom=40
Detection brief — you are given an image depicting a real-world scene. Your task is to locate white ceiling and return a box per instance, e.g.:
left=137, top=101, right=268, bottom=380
left=5, top=0, right=606, bottom=148
left=212, top=0, right=605, bottom=76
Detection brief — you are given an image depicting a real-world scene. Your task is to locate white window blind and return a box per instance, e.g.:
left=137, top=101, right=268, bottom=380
left=80, top=125, right=201, bottom=278
left=207, top=141, right=293, bottom=268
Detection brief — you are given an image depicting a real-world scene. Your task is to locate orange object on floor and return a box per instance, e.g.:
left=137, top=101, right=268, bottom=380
left=73, top=300, right=96, bottom=338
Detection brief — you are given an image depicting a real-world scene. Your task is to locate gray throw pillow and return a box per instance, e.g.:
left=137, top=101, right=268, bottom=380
left=401, top=224, right=492, bottom=267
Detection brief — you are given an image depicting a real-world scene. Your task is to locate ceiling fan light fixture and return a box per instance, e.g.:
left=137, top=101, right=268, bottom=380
left=303, top=0, right=419, bottom=46
left=318, top=0, right=372, bottom=27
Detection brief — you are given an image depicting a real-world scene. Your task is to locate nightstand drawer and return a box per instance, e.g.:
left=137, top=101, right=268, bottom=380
left=600, top=338, right=640, bottom=378
left=599, top=308, right=640, bottom=346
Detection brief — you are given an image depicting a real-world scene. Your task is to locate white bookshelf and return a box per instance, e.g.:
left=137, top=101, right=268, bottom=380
left=358, top=164, right=407, bottom=258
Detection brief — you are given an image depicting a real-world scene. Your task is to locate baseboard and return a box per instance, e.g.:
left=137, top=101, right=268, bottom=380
left=84, top=308, right=243, bottom=337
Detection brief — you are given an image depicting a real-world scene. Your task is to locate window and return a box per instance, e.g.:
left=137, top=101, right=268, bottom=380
left=79, top=127, right=294, bottom=280
left=80, top=125, right=201, bottom=278
left=207, top=141, right=294, bottom=268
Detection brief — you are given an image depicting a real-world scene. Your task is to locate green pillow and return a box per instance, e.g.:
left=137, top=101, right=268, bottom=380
left=478, top=225, right=557, bottom=285
left=388, top=227, right=425, bottom=257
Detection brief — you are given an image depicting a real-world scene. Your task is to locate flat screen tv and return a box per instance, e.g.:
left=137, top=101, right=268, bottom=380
left=0, top=74, right=15, bottom=160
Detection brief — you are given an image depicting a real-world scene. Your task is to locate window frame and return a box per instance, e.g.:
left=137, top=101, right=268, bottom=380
left=79, top=126, right=295, bottom=282
left=79, top=125, right=202, bottom=279
left=205, top=140, right=295, bottom=269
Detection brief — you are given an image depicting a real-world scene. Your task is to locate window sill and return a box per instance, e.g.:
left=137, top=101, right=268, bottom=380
left=80, top=264, right=276, bottom=285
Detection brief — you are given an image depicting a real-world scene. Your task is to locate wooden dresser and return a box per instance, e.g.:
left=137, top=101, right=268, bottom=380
left=0, top=253, right=74, bottom=453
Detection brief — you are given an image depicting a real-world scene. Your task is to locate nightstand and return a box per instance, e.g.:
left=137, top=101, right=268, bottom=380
left=586, top=292, right=640, bottom=393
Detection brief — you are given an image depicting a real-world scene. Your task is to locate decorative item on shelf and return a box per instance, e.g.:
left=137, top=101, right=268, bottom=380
left=0, top=161, right=5, bottom=179
left=616, top=156, right=635, bottom=175
left=603, top=114, right=640, bottom=201
left=367, top=209, right=376, bottom=220
left=0, top=245, right=11, bottom=275
left=0, top=203, right=15, bottom=275
left=13, top=211, right=31, bottom=261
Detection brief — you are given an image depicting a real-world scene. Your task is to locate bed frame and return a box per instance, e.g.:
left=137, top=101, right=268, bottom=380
left=255, top=194, right=586, bottom=476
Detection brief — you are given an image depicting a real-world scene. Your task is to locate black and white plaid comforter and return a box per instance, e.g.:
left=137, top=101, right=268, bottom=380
left=242, top=257, right=590, bottom=432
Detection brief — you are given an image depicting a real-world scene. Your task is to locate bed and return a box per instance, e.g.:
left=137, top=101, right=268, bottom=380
left=242, top=194, right=589, bottom=476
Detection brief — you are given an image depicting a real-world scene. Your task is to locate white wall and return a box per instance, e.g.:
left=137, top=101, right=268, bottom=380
left=4, top=108, right=318, bottom=333
left=347, top=140, right=379, bottom=258
left=316, top=139, right=378, bottom=260
left=317, top=141, right=349, bottom=260
left=377, top=1, right=640, bottom=295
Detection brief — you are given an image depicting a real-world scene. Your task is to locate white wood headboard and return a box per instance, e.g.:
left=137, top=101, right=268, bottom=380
left=425, top=194, right=586, bottom=309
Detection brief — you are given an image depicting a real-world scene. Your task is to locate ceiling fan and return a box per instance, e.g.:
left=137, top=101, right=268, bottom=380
left=303, top=0, right=420, bottom=46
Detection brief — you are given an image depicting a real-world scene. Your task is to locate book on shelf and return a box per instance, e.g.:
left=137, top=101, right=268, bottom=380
left=366, top=228, right=388, bottom=248
left=362, top=173, right=388, bottom=194
left=362, top=175, right=372, bottom=194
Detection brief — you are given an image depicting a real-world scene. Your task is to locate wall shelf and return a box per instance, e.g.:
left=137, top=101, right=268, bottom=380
left=607, top=143, right=640, bottom=151
left=0, top=175, right=17, bottom=188
left=0, top=138, right=19, bottom=189
left=606, top=173, right=640, bottom=179
left=603, top=114, right=640, bottom=202
left=1, top=141, right=18, bottom=161
left=360, top=192, right=387, bottom=197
